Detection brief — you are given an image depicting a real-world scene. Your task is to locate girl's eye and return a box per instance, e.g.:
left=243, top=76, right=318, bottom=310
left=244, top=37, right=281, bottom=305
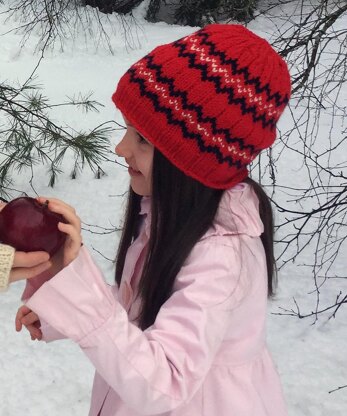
left=138, top=134, right=148, bottom=144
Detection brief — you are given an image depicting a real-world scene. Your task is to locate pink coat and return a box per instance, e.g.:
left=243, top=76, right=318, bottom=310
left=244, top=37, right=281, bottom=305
left=23, top=183, right=287, bottom=416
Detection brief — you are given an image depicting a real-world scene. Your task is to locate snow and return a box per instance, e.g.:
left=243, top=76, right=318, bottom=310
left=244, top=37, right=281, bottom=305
left=0, top=1, right=346, bottom=415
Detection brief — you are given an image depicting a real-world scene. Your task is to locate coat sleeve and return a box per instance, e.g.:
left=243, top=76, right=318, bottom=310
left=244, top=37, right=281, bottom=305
left=22, top=269, right=53, bottom=301
left=26, top=242, right=247, bottom=415
left=21, top=266, right=66, bottom=342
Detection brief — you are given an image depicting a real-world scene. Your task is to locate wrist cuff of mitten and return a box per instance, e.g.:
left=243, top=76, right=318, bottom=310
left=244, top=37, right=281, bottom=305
left=0, top=244, right=15, bottom=292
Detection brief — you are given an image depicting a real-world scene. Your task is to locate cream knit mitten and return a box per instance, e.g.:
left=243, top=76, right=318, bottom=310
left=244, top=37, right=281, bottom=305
left=0, top=244, right=15, bottom=292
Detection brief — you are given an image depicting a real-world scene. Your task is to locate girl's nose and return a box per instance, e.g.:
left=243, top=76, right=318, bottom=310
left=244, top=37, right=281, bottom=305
left=115, top=134, right=131, bottom=159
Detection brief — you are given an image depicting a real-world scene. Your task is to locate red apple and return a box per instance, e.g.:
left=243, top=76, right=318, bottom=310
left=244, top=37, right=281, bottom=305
left=0, top=197, right=66, bottom=256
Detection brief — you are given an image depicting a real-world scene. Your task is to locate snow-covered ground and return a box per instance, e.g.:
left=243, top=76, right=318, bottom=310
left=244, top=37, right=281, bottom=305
left=0, top=1, right=346, bottom=415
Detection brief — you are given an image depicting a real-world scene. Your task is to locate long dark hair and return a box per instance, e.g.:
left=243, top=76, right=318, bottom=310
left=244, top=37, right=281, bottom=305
left=116, top=150, right=276, bottom=329
left=244, top=177, right=277, bottom=296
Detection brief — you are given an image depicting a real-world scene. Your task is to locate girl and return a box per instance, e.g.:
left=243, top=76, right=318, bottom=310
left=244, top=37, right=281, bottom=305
left=16, top=24, right=291, bottom=415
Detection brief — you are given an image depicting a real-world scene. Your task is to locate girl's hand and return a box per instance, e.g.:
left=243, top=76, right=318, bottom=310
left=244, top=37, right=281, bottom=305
left=37, top=197, right=82, bottom=275
left=15, top=305, right=42, bottom=340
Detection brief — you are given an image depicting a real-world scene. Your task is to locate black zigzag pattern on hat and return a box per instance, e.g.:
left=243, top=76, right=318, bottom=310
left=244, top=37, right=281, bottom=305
left=198, top=29, right=290, bottom=107
left=143, top=55, right=256, bottom=155
left=174, top=39, right=275, bottom=130
left=128, top=66, right=252, bottom=169
left=173, top=31, right=288, bottom=130
left=130, top=54, right=259, bottom=162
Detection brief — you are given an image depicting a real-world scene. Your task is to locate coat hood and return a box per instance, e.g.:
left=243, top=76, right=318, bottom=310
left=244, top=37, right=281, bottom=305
left=210, top=182, right=264, bottom=237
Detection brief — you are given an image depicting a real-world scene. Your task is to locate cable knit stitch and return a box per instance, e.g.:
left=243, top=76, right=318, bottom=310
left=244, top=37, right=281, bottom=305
left=0, top=243, right=15, bottom=291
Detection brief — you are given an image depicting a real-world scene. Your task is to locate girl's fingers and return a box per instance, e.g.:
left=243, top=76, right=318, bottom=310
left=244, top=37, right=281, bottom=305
left=31, top=333, right=42, bottom=341
left=34, top=196, right=82, bottom=267
left=55, top=207, right=81, bottom=231
left=36, top=197, right=81, bottom=237
left=58, top=223, right=82, bottom=265
left=58, top=222, right=82, bottom=245
left=36, top=197, right=75, bottom=214
left=45, top=200, right=81, bottom=231
left=26, top=324, right=42, bottom=340
left=16, top=306, right=42, bottom=340
left=20, top=311, right=40, bottom=326
left=15, top=314, right=23, bottom=332
left=15, top=305, right=31, bottom=331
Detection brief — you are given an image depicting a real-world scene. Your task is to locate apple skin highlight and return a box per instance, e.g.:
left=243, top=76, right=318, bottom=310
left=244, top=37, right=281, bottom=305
left=0, top=197, right=66, bottom=256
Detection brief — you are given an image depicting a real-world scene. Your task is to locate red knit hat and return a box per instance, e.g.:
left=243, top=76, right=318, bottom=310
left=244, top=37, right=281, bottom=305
left=112, top=24, right=291, bottom=189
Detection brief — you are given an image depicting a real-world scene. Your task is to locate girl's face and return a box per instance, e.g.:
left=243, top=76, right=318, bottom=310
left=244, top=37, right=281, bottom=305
left=115, top=117, right=154, bottom=196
